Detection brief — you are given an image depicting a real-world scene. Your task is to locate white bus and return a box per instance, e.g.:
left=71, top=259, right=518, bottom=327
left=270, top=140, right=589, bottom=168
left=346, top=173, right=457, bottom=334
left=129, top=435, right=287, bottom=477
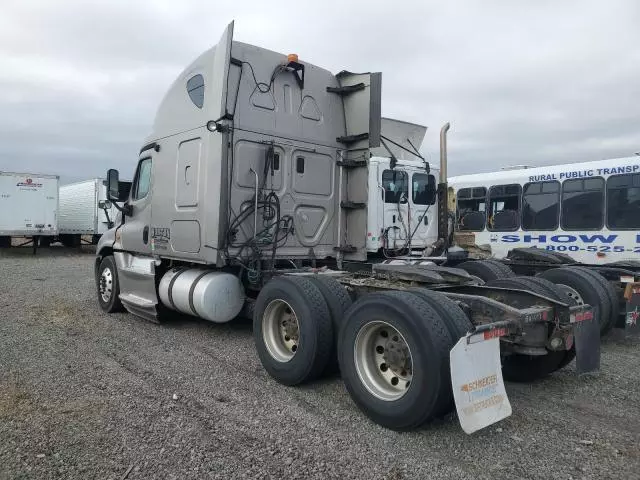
left=448, top=156, right=640, bottom=265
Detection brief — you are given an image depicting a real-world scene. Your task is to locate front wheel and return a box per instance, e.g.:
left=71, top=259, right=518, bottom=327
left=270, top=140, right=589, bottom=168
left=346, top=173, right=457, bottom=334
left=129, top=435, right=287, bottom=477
left=97, top=256, right=124, bottom=313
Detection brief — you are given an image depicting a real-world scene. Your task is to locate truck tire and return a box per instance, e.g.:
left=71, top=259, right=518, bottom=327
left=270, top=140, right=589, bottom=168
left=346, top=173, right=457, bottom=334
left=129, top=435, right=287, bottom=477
left=0, top=236, right=11, bottom=248
left=338, top=291, right=454, bottom=430
left=457, top=260, right=513, bottom=283
left=308, top=275, right=353, bottom=374
left=482, top=259, right=515, bottom=278
left=97, top=255, right=124, bottom=313
left=547, top=251, right=576, bottom=264
left=565, top=267, right=618, bottom=335
left=609, top=260, right=640, bottom=269
left=253, top=276, right=333, bottom=386
left=39, top=237, right=52, bottom=248
left=489, top=276, right=560, bottom=300
left=506, top=247, right=567, bottom=264
left=407, top=288, right=473, bottom=342
left=61, top=234, right=81, bottom=248
left=486, top=276, right=572, bottom=382
left=538, top=267, right=611, bottom=335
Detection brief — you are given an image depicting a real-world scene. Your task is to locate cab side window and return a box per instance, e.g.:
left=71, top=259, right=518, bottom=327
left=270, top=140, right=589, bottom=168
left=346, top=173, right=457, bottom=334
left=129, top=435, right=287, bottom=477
left=412, top=173, right=436, bottom=205
left=382, top=170, right=408, bottom=204
left=132, top=157, right=152, bottom=201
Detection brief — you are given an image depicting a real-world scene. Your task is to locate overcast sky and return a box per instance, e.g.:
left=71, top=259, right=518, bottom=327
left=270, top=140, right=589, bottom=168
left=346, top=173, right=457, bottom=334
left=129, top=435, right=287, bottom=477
left=1, top=0, right=639, bottom=183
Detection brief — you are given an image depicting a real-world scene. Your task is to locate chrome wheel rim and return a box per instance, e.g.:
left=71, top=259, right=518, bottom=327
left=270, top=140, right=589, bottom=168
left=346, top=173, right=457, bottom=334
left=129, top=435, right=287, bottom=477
left=354, top=321, right=413, bottom=401
left=263, top=299, right=299, bottom=362
left=99, top=267, right=113, bottom=303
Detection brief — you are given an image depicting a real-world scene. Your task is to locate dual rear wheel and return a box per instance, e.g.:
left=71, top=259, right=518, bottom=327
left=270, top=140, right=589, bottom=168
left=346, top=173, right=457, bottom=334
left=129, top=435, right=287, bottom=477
left=253, top=276, right=472, bottom=430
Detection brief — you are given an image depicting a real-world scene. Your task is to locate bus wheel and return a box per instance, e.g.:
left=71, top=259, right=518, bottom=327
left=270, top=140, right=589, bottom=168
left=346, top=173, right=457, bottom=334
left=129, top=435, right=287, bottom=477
left=253, top=276, right=333, bottom=386
left=457, top=260, right=514, bottom=283
left=338, top=291, right=453, bottom=430
left=308, top=275, right=352, bottom=375
left=538, top=267, right=611, bottom=335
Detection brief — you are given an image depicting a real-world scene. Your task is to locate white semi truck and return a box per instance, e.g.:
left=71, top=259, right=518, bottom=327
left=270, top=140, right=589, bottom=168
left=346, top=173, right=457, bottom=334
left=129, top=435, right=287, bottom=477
left=95, top=22, right=602, bottom=434
left=58, top=178, right=119, bottom=246
left=0, top=171, right=59, bottom=249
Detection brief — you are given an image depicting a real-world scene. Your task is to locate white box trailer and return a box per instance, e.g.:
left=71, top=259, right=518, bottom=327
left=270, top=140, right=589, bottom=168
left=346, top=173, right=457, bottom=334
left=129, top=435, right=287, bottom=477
left=0, top=171, right=59, bottom=247
left=58, top=178, right=118, bottom=246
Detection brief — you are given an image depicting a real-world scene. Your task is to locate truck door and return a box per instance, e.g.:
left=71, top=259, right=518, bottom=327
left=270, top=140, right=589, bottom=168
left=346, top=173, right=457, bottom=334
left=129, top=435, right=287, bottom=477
left=381, top=168, right=409, bottom=250
left=409, top=171, right=438, bottom=249
left=119, top=154, right=153, bottom=255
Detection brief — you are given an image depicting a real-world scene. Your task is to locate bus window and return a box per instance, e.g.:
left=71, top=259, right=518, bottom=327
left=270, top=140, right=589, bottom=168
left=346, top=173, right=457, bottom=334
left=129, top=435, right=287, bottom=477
left=487, top=184, right=521, bottom=231
left=561, top=177, right=604, bottom=230
left=412, top=173, right=436, bottom=205
left=607, top=173, right=640, bottom=229
left=522, top=181, right=560, bottom=230
left=382, top=170, right=408, bottom=204
left=456, top=187, right=486, bottom=231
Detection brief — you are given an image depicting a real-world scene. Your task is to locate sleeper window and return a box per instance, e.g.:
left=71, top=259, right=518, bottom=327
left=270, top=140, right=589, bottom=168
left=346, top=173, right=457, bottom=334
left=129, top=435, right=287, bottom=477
left=187, top=74, right=205, bottom=108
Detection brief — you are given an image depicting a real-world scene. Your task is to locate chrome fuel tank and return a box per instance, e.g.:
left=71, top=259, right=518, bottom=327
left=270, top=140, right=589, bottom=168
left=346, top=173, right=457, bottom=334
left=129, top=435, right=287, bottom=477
left=158, top=268, right=244, bottom=323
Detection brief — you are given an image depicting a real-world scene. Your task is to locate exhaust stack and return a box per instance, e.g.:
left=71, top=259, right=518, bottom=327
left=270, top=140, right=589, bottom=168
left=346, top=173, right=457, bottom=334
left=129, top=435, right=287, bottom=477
left=436, top=122, right=451, bottom=252
left=439, top=122, right=450, bottom=182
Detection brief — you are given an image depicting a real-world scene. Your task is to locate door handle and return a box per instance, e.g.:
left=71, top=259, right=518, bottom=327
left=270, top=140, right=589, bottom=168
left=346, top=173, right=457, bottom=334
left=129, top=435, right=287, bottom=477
left=143, top=226, right=149, bottom=244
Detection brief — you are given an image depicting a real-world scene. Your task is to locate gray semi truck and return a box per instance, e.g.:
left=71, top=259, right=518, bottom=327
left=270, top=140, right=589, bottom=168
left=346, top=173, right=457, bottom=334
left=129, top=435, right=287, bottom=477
left=95, top=22, right=600, bottom=433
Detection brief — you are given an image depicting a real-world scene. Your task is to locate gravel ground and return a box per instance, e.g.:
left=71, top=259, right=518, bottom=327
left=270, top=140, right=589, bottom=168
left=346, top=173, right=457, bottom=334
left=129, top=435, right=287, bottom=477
left=1, top=248, right=639, bottom=480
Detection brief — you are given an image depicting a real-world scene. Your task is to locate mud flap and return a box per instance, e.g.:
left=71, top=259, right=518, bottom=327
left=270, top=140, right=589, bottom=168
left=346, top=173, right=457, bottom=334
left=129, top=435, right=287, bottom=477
left=450, top=335, right=512, bottom=434
left=573, top=307, right=601, bottom=375
left=624, top=283, right=640, bottom=335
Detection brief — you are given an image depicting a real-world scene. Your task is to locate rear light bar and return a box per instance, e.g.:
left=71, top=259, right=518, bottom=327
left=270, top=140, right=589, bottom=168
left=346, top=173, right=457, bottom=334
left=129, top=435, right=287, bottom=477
left=570, top=307, right=594, bottom=324
left=467, top=322, right=512, bottom=344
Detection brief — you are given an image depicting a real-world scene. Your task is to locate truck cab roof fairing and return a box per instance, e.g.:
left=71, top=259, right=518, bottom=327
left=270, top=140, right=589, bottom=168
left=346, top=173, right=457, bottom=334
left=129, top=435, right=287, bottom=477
left=145, top=22, right=235, bottom=144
